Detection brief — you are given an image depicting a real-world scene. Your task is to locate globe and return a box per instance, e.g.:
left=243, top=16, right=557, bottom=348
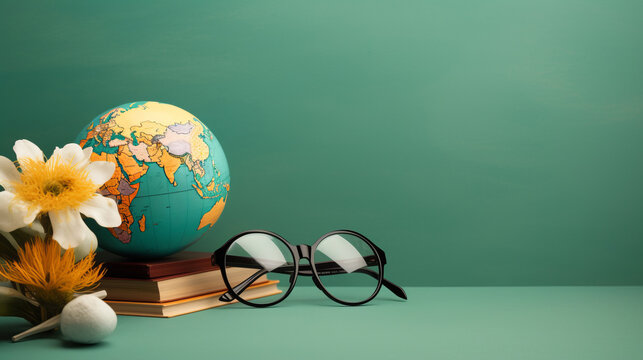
left=75, top=101, right=230, bottom=258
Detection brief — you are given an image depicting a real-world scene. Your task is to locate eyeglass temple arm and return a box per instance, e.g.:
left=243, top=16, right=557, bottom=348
left=219, top=257, right=407, bottom=301
left=298, top=253, right=406, bottom=299
left=219, top=269, right=268, bottom=302
left=297, top=264, right=407, bottom=300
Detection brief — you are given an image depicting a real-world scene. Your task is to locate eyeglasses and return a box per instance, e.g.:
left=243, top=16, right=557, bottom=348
left=211, top=229, right=407, bottom=307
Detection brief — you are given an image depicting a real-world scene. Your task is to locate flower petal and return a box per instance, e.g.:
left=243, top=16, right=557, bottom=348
left=85, top=161, right=116, bottom=188
left=78, top=194, right=122, bottom=227
left=0, top=192, right=39, bottom=232
left=0, top=156, right=20, bottom=191
left=50, top=143, right=91, bottom=169
left=71, top=227, right=98, bottom=261
left=83, top=146, right=94, bottom=161
left=50, top=209, right=94, bottom=249
left=13, top=139, right=45, bottom=166
left=21, top=219, right=46, bottom=239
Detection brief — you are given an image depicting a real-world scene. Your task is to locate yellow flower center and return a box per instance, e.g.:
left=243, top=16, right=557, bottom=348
left=13, top=157, right=98, bottom=212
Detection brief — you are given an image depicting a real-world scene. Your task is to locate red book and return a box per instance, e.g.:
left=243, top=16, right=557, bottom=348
left=96, top=251, right=213, bottom=279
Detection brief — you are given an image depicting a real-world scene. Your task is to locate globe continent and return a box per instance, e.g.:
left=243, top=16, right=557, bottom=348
left=75, top=101, right=230, bottom=258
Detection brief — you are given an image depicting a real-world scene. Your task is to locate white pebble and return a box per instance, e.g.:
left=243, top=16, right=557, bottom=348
left=60, top=294, right=117, bottom=344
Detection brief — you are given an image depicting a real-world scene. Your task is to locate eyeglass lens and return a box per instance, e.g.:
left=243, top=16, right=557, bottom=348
left=313, top=233, right=381, bottom=303
left=223, top=232, right=295, bottom=305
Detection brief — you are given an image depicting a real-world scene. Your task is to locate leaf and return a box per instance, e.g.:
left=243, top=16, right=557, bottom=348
left=0, top=286, right=41, bottom=325
left=0, top=226, right=45, bottom=263
left=10, top=227, right=37, bottom=249
left=0, top=231, right=19, bottom=262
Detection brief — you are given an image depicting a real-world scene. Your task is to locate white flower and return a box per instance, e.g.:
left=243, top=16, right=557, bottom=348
left=0, top=140, right=122, bottom=257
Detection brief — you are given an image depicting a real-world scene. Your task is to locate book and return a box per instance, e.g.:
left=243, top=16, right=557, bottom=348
left=106, top=280, right=282, bottom=317
left=99, top=267, right=268, bottom=302
left=96, top=251, right=213, bottom=279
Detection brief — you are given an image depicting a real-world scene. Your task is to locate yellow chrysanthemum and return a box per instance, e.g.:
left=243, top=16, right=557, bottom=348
left=0, top=239, right=105, bottom=317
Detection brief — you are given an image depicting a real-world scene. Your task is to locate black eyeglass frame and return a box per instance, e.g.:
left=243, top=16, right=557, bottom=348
left=211, top=229, right=407, bottom=307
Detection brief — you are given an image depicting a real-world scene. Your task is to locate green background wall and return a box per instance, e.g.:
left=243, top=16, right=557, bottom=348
left=1, top=0, right=642, bottom=286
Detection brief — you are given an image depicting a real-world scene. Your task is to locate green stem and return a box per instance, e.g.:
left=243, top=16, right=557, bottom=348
left=40, top=215, right=53, bottom=241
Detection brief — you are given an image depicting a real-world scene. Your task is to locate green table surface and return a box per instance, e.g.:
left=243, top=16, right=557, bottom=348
left=1, top=286, right=642, bottom=359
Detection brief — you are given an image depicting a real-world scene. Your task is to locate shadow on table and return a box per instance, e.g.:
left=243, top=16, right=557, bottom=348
left=60, top=340, right=109, bottom=349
left=1, top=320, right=110, bottom=348
left=218, top=293, right=406, bottom=310
left=0, top=318, right=31, bottom=341
left=0, top=320, right=61, bottom=343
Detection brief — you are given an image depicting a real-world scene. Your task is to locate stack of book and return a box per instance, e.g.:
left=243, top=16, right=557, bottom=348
left=95, top=251, right=280, bottom=317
